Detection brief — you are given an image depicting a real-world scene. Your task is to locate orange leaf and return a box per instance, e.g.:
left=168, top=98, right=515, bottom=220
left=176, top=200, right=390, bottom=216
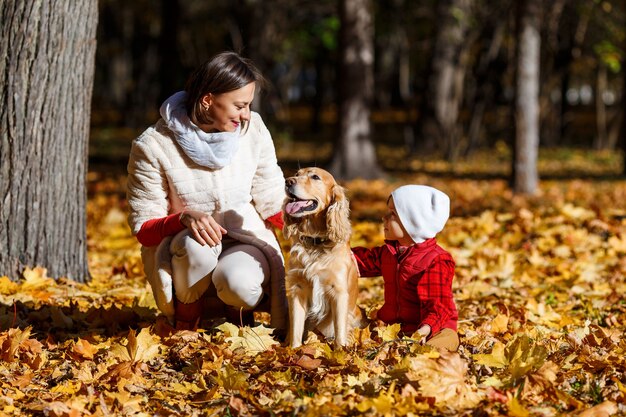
left=73, top=339, right=99, bottom=359
left=296, top=354, right=322, bottom=370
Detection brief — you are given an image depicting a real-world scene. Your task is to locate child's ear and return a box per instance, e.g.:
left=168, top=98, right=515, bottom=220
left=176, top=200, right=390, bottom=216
left=326, top=185, right=351, bottom=242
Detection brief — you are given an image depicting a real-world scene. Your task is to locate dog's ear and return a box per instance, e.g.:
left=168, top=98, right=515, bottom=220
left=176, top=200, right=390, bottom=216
left=326, top=184, right=351, bottom=242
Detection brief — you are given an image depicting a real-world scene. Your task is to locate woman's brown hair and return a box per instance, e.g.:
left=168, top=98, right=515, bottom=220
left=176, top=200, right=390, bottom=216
left=185, top=51, right=265, bottom=127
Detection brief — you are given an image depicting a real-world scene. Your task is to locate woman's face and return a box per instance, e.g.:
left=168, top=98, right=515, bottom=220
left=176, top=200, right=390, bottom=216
left=201, top=82, right=256, bottom=132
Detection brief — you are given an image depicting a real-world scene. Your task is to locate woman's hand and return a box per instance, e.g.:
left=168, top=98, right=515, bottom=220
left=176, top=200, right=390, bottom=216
left=179, top=210, right=227, bottom=246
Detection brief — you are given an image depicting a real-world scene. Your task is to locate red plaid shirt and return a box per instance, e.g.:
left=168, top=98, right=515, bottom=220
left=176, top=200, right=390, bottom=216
left=352, top=238, right=457, bottom=336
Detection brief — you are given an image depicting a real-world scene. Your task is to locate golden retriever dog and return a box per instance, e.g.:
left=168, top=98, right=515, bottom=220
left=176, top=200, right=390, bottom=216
left=282, top=167, right=365, bottom=348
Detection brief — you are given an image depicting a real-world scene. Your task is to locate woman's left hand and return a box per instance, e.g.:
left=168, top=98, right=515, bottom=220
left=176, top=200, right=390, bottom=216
left=179, top=210, right=227, bottom=246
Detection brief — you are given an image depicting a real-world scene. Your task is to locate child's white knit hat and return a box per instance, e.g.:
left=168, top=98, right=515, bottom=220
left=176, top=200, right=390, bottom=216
left=390, top=185, right=450, bottom=244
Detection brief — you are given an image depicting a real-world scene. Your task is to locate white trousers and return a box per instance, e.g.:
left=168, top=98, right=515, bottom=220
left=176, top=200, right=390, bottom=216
left=169, top=229, right=270, bottom=309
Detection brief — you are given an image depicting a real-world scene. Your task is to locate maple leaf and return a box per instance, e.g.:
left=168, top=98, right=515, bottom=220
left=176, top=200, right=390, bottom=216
left=218, top=323, right=278, bottom=354
left=169, top=381, right=204, bottom=394
left=21, top=267, right=55, bottom=290
left=577, top=401, right=618, bottom=417
left=0, top=276, right=19, bottom=294
left=560, top=204, right=595, bottom=221
left=105, top=389, right=145, bottom=413
left=229, top=395, right=255, bottom=415
left=356, top=390, right=396, bottom=414
left=0, top=326, right=46, bottom=369
left=11, top=372, right=34, bottom=390
left=508, top=397, right=530, bottom=417
left=214, top=363, right=249, bottom=391
left=490, top=313, right=509, bottom=333
left=376, top=323, right=401, bottom=341
left=407, top=352, right=483, bottom=409
left=50, top=380, right=82, bottom=395
left=109, top=327, right=162, bottom=363
left=296, top=354, right=322, bottom=370
left=72, top=338, right=100, bottom=360
left=473, top=341, right=507, bottom=368
left=607, top=234, right=626, bottom=254
left=505, top=335, right=547, bottom=383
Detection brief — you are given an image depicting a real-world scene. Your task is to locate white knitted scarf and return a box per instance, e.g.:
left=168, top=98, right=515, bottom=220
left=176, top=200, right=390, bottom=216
left=159, top=91, right=240, bottom=169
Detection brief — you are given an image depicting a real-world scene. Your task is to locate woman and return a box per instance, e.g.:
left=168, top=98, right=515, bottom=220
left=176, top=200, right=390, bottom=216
left=127, top=52, right=287, bottom=330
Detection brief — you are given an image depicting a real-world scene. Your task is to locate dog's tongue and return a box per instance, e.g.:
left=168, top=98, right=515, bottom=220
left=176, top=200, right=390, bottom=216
left=285, top=200, right=312, bottom=214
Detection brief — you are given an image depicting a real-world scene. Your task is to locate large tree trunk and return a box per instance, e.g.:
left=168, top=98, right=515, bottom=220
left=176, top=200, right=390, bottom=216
left=512, top=0, right=541, bottom=195
left=0, top=1, right=98, bottom=282
left=417, top=0, right=473, bottom=160
left=330, top=0, right=382, bottom=180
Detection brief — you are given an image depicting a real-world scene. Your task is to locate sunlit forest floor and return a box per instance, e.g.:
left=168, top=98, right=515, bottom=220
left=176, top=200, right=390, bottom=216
left=1, top=146, right=625, bottom=416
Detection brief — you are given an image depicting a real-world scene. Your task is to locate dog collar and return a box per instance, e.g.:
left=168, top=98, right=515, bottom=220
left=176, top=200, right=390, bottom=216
left=298, top=235, right=330, bottom=246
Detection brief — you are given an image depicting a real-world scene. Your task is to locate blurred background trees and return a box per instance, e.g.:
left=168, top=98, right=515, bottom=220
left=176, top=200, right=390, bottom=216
left=1, top=0, right=624, bottom=280
left=92, top=0, right=626, bottom=182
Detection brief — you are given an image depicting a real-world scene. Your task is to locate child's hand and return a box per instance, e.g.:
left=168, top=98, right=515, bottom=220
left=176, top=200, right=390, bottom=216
left=416, top=325, right=431, bottom=344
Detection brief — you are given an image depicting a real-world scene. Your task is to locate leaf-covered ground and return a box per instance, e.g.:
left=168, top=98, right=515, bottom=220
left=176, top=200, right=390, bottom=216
left=1, top=149, right=626, bottom=416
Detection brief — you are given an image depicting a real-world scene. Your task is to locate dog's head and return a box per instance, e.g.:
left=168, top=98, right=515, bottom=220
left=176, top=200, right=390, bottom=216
left=283, top=167, right=351, bottom=243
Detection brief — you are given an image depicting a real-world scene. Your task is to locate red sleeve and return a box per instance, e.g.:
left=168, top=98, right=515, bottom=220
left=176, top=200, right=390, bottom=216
left=135, top=212, right=186, bottom=247
left=416, top=257, right=456, bottom=335
left=351, top=246, right=384, bottom=277
left=265, top=212, right=284, bottom=230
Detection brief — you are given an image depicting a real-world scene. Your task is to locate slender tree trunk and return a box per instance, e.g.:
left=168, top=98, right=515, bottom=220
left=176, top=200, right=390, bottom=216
left=0, top=1, right=98, bottom=281
left=594, top=63, right=608, bottom=149
left=330, top=0, right=382, bottom=180
left=417, top=0, right=473, bottom=159
left=513, top=0, right=541, bottom=195
left=560, top=5, right=592, bottom=146
left=538, top=0, right=566, bottom=147
left=311, top=45, right=326, bottom=132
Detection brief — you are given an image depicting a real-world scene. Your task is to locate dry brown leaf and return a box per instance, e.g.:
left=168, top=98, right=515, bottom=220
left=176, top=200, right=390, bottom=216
left=408, top=352, right=483, bottom=409
left=578, top=401, right=618, bottom=417
left=296, top=354, right=322, bottom=370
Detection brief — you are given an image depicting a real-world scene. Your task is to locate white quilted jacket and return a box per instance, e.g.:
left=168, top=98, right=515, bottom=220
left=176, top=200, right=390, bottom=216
left=127, top=112, right=288, bottom=328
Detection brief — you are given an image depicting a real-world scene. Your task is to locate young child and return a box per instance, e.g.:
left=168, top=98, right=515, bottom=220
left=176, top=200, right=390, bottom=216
left=352, top=185, right=459, bottom=351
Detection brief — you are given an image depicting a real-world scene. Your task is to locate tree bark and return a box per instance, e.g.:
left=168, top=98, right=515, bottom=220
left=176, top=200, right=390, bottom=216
left=0, top=0, right=98, bottom=281
left=513, top=0, right=541, bottom=195
left=329, top=0, right=382, bottom=180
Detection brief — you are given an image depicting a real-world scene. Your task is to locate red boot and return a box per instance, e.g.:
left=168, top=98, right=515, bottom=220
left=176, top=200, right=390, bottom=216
left=174, top=298, right=204, bottom=330
left=225, top=306, right=255, bottom=327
